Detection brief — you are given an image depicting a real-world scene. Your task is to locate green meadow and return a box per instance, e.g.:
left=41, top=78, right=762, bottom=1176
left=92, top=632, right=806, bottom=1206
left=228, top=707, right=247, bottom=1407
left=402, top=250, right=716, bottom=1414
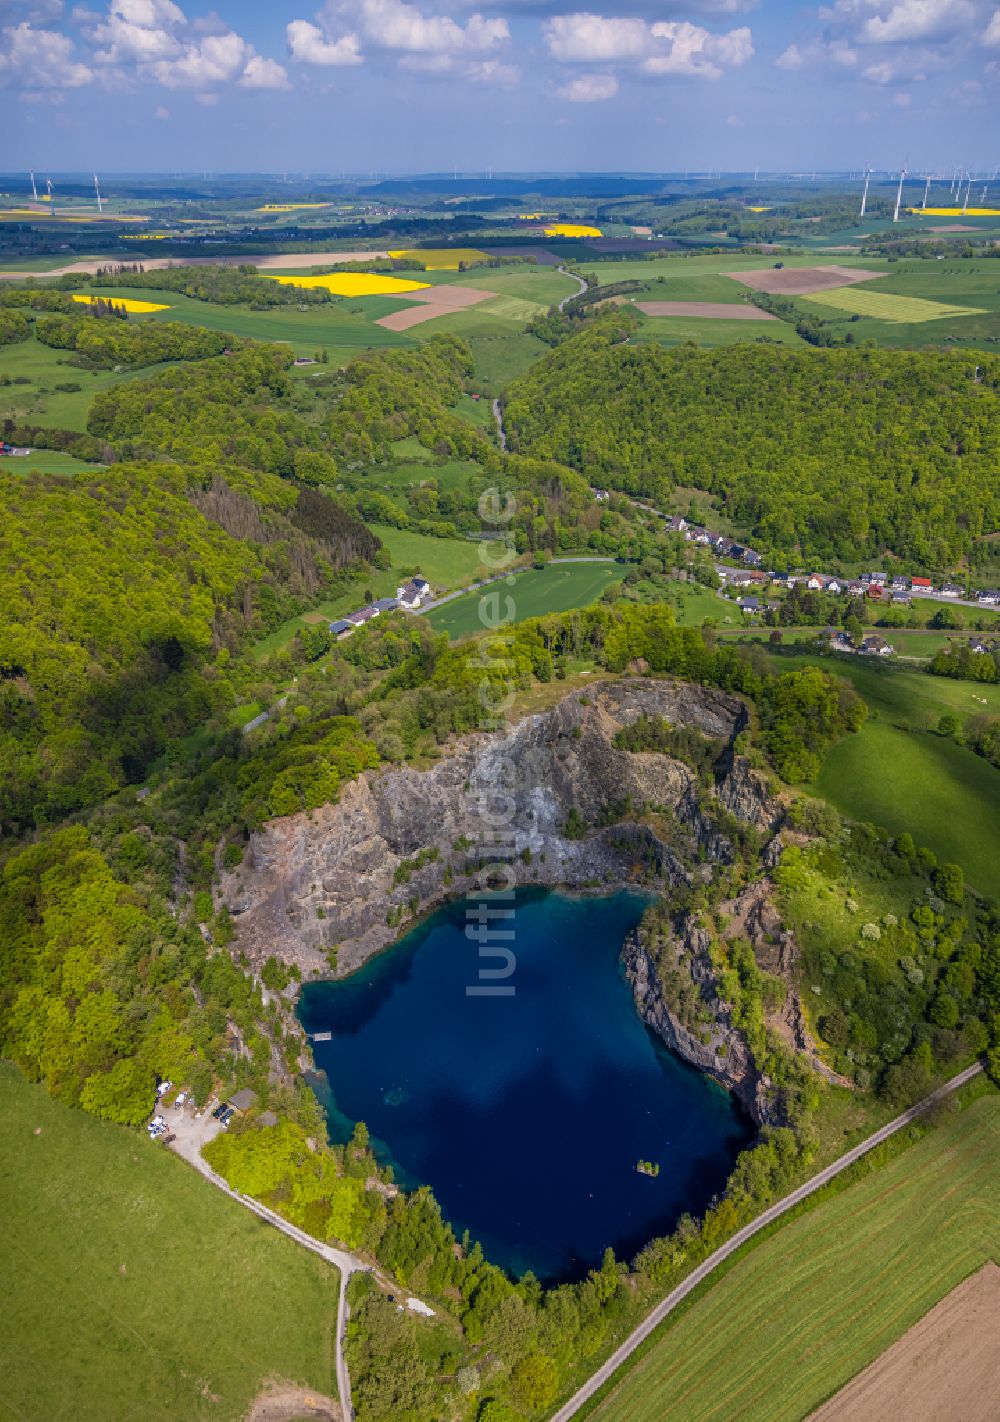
left=585, top=1089, right=1000, bottom=1422
left=0, top=1063, right=338, bottom=1422
left=425, top=561, right=624, bottom=639
left=773, top=652, right=1000, bottom=896
left=0, top=335, right=171, bottom=430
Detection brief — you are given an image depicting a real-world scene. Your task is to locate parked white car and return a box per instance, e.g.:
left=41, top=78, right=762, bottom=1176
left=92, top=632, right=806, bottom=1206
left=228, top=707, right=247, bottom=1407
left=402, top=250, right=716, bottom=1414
left=174, top=1092, right=187, bottom=1107
left=156, top=1080, right=173, bottom=1097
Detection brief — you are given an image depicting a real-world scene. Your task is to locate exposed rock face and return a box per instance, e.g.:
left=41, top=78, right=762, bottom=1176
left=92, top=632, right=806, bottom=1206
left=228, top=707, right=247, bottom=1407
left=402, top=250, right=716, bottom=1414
left=221, top=678, right=775, bottom=976
left=623, top=921, right=775, bottom=1126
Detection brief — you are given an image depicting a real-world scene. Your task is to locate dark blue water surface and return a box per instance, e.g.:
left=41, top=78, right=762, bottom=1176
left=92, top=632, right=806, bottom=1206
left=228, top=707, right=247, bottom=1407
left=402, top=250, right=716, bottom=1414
left=299, top=888, right=752, bottom=1282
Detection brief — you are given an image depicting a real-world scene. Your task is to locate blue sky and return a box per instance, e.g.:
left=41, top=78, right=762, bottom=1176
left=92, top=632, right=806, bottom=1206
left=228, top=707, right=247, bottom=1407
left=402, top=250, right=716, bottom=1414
left=1, top=0, right=997, bottom=172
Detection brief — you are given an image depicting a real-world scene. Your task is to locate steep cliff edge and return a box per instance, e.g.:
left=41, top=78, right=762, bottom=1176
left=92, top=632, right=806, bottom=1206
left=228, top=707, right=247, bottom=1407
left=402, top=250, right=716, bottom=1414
left=221, top=678, right=779, bottom=976
left=623, top=921, right=775, bottom=1125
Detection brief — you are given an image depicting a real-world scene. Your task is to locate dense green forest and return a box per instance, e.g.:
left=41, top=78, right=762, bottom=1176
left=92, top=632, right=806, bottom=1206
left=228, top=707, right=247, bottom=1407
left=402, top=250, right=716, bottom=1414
left=80, top=262, right=334, bottom=306
left=504, top=317, right=1000, bottom=569
left=0, top=461, right=376, bottom=831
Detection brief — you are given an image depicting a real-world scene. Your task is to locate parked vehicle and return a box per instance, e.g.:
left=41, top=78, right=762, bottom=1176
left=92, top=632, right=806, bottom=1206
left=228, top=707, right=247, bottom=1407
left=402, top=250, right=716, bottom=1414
left=174, top=1092, right=187, bottom=1107
left=212, top=1103, right=228, bottom=1119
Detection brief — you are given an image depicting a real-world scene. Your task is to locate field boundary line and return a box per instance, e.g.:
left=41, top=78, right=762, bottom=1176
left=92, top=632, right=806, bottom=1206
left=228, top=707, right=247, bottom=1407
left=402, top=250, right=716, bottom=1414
left=548, top=1061, right=984, bottom=1421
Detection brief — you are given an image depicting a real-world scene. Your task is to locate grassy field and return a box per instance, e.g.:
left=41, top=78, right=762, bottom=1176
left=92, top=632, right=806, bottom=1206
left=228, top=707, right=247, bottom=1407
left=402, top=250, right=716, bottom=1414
left=800, top=287, right=985, bottom=323
left=73, top=284, right=413, bottom=353
left=447, top=265, right=578, bottom=306
left=369, top=525, right=488, bottom=586
left=363, top=456, right=482, bottom=492
left=0, top=1063, right=338, bottom=1422
left=633, top=314, right=804, bottom=348
left=585, top=1090, right=1000, bottom=1422
left=465, top=331, right=550, bottom=391
left=770, top=652, right=1000, bottom=895
left=0, top=336, right=173, bottom=430
left=425, top=561, right=623, bottom=639
left=2, top=449, right=105, bottom=475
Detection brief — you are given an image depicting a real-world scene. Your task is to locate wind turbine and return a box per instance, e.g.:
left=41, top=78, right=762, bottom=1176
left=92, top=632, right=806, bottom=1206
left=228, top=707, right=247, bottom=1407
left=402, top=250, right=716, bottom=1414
left=46, top=177, right=56, bottom=215
left=892, top=163, right=907, bottom=222
left=859, top=166, right=872, bottom=219
left=921, top=174, right=931, bottom=210
left=29, top=170, right=38, bottom=201
left=93, top=173, right=103, bottom=214
left=962, top=172, right=972, bottom=215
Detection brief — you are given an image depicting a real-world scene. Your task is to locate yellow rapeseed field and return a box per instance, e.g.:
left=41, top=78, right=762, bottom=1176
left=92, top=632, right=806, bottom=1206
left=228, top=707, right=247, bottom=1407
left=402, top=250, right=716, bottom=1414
left=543, top=223, right=602, bottom=238
left=748, top=206, right=772, bottom=213
left=388, top=248, right=489, bottom=270
left=72, top=294, right=171, bottom=314
left=262, top=273, right=430, bottom=296
left=911, top=207, right=1000, bottom=217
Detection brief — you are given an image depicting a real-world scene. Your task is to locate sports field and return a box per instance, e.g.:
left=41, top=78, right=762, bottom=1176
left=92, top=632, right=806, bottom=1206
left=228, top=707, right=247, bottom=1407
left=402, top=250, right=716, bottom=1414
left=425, top=561, right=623, bottom=639
left=0, top=1063, right=338, bottom=1422
left=585, top=1090, right=1000, bottom=1422
left=800, top=287, right=985, bottom=323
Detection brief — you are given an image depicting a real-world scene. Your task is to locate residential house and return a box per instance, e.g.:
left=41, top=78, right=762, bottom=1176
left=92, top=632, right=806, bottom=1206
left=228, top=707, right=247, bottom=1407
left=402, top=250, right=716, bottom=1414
left=860, top=634, right=894, bottom=657
left=727, top=570, right=763, bottom=588
left=826, top=577, right=844, bottom=594
left=847, top=580, right=866, bottom=597
left=742, top=548, right=763, bottom=567
left=685, top=525, right=712, bottom=545
left=806, top=574, right=825, bottom=591
left=771, top=571, right=790, bottom=587
left=396, top=576, right=431, bottom=609
left=892, top=591, right=912, bottom=606
left=869, top=571, right=888, bottom=586
left=228, top=1088, right=257, bottom=1115
left=328, top=619, right=354, bottom=639
left=969, top=638, right=991, bottom=655
left=866, top=582, right=884, bottom=601
left=594, top=488, right=610, bottom=502
left=977, top=589, right=1000, bottom=606
left=713, top=534, right=734, bottom=555
left=664, top=514, right=688, bottom=532
left=938, top=582, right=964, bottom=598
left=738, top=597, right=762, bottom=614
left=911, top=576, right=934, bottom=593
left=891, top=575, right=908, bottom=592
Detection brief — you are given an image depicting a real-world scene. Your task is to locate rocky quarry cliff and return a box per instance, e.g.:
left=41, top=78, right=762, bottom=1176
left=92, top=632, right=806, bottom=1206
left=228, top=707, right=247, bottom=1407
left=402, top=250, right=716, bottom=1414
left=222, top=677, right=800, bottom=1116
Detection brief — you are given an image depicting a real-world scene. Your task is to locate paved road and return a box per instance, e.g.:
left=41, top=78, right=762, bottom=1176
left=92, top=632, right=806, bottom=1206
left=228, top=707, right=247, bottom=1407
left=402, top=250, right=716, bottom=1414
left=549, top=1061, right=984, bottom=1422
left=491, top=397, right=507, bottom=451
left=557, top=266, right=589, bottom=312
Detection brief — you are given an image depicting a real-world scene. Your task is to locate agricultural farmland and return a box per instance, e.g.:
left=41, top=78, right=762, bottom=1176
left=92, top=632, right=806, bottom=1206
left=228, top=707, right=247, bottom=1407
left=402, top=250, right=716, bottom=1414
left=800, top=287, right=985, bottom=323
left=0, top=1064, right=339, bottom=1422
left=425, top=561, right=624, bottom=639
left=584, top=1089, right=1000, bottom=1422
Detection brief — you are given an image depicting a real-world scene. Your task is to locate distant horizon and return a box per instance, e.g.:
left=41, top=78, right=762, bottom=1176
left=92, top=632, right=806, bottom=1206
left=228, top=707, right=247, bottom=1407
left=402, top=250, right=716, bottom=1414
left=2, top=0, right=997, bottom=173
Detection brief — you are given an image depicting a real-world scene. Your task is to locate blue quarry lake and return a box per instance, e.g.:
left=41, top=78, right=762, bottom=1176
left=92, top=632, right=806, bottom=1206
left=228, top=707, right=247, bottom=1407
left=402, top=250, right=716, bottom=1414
left=299, top=888, right=752, bottom=1282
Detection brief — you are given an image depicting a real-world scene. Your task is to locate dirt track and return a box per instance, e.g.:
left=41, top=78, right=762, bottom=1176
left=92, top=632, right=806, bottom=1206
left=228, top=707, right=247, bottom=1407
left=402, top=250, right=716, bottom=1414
left=807, top=1262, right=1000, bottom=1422
left=726, top=264, right=882, bottom=295
left=637, top=301, right=775, bottom=320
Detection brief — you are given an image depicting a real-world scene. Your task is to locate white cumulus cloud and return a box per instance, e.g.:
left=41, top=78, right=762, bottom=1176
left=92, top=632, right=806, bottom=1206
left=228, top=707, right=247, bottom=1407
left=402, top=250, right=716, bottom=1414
left=984, top=5, right=1000, bottom=40
left=239, top=54, right=289, bottom=88
left=286, top=16, right=362, bottom=64
left=544, top=10, right=752, bottom=77
left=0, top=18, right=93, bottom=84
left=557, top=70, right=619, bottom=98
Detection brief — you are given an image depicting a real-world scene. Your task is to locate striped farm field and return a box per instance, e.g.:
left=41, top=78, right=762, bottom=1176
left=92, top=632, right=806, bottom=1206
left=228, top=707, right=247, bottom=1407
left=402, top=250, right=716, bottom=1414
left=799, top=286, right=986, bottom=323
left=477, top=294, right=548, bottom=322
left=585, top=1090, right=1000, bottom=1422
